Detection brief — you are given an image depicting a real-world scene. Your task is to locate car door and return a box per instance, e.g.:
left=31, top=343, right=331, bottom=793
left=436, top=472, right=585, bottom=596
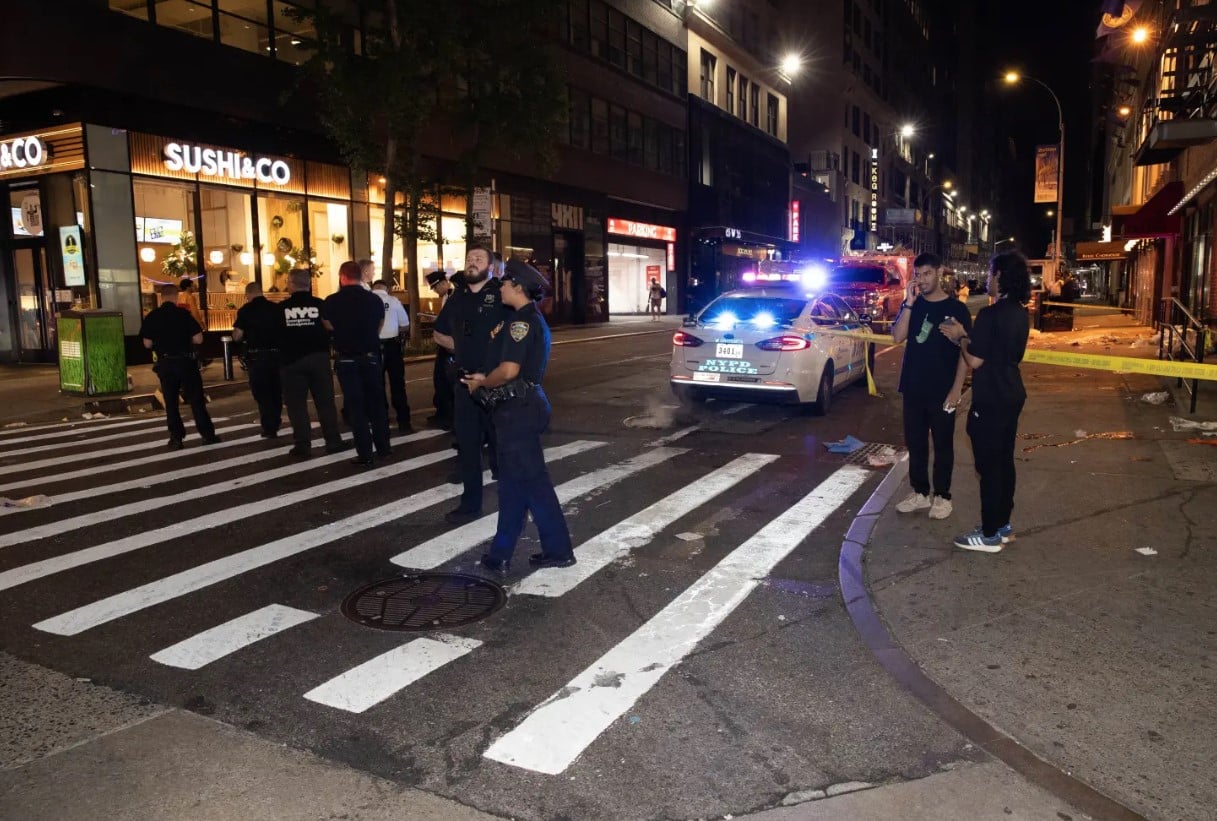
left=809, top=298, right=851, bottom=386
left=826, top=294, right=867, bottom=379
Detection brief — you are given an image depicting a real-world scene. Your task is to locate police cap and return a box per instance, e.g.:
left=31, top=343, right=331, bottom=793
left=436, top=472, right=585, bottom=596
left=502, top=259, right=548, bottom=300
left=425, top=270, right=447, bottom=287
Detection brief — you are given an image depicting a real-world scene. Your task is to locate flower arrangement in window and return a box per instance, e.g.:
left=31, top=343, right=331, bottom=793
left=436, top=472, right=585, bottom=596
left=161, top=230, right=198, bottom=278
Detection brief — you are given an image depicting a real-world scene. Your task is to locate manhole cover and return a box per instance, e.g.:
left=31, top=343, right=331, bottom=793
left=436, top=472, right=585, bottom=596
left=341, top=573, right=506, bottom=632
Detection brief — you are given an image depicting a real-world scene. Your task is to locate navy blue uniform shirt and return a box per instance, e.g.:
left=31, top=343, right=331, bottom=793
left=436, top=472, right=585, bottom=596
left=139, top=303, right=201, bottom=356
left=233, top=296, right=284, bottom=350
left=487, top=302, right=550, bottom=383
left=324, top=284, right=384, bottom=355
left=435, top=280, right=508, bottom=372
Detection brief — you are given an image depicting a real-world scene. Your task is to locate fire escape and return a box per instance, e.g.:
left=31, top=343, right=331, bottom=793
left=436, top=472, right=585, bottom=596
left=1135, top=4, right=1217, bottom=167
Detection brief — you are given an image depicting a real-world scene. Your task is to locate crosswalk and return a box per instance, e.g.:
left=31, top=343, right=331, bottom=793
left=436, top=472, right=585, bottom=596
left=0, top=408, right=878, bottom=776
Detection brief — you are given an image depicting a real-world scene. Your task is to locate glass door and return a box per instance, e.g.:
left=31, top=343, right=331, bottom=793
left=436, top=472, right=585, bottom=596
left=12, top=246, right=54, bottom=362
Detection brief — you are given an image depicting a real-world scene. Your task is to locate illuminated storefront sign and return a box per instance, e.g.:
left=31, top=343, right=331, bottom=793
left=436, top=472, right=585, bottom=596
left=667, top=242, right=676, bottom=271
left=607, top=217, right=677, bottom=243
left=869, top=148, right=879, bottom=232
left=790, top=200, right=801, bottom=242
left=0, top=136, right=46, bottom=171
left=164, top=141, right=292, bottom=185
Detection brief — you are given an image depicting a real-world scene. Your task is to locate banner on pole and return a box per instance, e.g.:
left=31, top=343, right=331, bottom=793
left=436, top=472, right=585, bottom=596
left=1034, top=145, right=1059, bottom=204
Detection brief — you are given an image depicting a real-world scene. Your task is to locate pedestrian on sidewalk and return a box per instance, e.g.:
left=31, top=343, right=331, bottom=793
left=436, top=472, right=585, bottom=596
left=648, top=277, right=666, bottom=320
left=177, top=278, right=206, bottom=328
left=232, top=281, right=283, bottom=439
left=463, top=260, right=574, bottom=576
left=372, top=279, right=414, bottom=434
left=139, top=283, right=219, bottom=450
left=891, top=252, right=972, bottom=521
left=326, top=261, right=391, bottom=467
left=426, top=270, right=455, bottom=430
left=940, top=250, right=1031, bottom=553
left=433, top=245, right=507, bottom=524
left=279, top=269, right=345, bottom=459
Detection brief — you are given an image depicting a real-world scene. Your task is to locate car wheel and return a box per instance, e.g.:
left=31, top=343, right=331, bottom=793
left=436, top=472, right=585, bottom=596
left=673, top=384, right=706, bottom=406
left=806, top=367, right=833, bottom=416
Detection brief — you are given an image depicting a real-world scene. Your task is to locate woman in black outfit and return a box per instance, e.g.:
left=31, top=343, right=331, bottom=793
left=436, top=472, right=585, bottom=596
left=940, top=251, right=1031, bottom=553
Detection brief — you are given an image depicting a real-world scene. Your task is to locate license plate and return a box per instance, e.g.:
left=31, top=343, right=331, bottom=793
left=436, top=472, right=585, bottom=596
left=715, top=343, right=744, bottom=359
left=692, top=372, right=721, bottom=383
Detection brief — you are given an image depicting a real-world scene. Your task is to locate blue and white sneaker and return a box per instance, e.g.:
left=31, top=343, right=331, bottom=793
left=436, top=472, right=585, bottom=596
left=973, top=523, right=1014, bottom=544
left=954, top=528, right=1004, bottom=553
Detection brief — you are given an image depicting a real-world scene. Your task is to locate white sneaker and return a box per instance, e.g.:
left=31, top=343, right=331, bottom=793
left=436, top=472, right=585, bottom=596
left=928, top=496, right=953, bottom=519
left=895, top=492, right=932, bottom=513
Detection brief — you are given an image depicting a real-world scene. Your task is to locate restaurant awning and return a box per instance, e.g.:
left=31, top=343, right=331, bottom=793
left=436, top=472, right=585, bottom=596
left=1075, top=241, right=1128, bottom=261
left=1111, top=181, right=1183, bottom=238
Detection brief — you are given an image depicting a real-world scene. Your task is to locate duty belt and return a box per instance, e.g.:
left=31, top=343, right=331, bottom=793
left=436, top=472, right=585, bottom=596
left=157, top=352, right=196, bottom=360
left=473, top=378, right=536, bottom=410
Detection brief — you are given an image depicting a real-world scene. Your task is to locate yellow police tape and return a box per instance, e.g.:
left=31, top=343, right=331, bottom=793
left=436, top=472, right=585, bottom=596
left=806, top=326, right=1217, bottom=396
left=1039, top=301, right=1137, bottom=312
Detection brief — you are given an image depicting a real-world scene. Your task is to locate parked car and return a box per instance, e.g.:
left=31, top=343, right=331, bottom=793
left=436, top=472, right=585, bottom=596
left=829, top=261, right=907, bottom=323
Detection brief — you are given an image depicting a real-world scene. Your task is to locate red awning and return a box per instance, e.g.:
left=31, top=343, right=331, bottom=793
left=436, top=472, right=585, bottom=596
left=1111, top=180, right=1183, bottom=238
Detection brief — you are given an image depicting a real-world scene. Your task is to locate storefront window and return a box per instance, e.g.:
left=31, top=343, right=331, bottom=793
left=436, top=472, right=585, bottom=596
left=134, top=179, right=196, bottom=314
left=307, top=198, right=350, bottom=296
left=607, top=242, right=665, bottom=314
left=9, top=186, right=44, bottom=238
left=199, top=186, right=255, bottom=328
left=217, top=0, right=272, bottom=55
left=272, top=1, right=317, bottom=64
left=257, top=192, right=306, bottom=293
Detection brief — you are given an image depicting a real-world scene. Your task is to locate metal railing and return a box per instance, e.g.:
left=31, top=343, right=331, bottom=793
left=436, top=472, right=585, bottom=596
left=1158, top=298, right=1209, bottom=413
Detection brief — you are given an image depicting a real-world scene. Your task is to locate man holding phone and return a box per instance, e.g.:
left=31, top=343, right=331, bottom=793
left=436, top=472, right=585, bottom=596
left=891, top=252, right=972, bottom=520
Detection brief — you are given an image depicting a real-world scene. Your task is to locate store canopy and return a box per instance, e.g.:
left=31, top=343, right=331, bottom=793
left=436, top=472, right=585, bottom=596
left=1111, top=180, right=1183, bottom=238
left=1075, top=241, right=1128, bottom=261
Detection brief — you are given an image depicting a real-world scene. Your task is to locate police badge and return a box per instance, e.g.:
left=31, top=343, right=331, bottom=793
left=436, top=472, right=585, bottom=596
left=509, top=321, right=529, bottom=342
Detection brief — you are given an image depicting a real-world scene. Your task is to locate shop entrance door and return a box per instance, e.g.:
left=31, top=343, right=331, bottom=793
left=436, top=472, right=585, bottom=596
left=9, top=246, right=55, bottom=362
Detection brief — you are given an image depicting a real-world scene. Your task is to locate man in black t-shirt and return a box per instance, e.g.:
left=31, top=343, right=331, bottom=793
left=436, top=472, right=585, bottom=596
left=139, top=283, right=219, bottom=450
left=892, top=252, right=972, bottom=521
left=325, top=261, right=390, bottom=466
left=232, top=281, right=284, bottom=438
left=279, top=270, right=345, bottom=458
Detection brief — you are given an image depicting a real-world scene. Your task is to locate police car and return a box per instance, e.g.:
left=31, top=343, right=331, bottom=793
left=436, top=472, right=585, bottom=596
left=670, top=265, right=869, bottom=414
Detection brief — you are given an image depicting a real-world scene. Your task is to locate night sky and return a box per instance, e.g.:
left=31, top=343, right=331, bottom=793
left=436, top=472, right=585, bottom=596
left=986, top=0, right=1102, bottom=257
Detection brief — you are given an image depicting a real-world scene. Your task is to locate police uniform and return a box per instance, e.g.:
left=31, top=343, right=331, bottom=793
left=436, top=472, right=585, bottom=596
left=426, top=270, right=455, bottom=429
left=279, top=289, right=344, bottom=456
left=325, top=283, right=391, bottom=464
left=435, top=275, right=507, bottom=515
left=233, top=294, right=284, bottom=437
left=139, top=301, right=218, bottom=448
left=374, top=287, right=413, bottom=433
left=481, top=261, right=573, bottom=570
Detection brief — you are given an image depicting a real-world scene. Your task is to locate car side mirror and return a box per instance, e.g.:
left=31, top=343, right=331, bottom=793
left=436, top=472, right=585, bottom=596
left=682, top=315, right=697, bottom=327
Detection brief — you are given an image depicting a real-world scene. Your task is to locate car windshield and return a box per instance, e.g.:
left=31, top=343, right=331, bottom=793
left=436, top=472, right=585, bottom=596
left=831, top=265, right=886, bottom=284
left=697, top=296, right=806, bottom=329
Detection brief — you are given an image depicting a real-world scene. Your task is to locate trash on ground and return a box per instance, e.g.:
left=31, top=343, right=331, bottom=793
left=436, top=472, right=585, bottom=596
left=0, top=494, right=52, bottom=510
left=1140, top=391, right=1170, bottom=405
left=3, top=422, right=27, bottom=428
left=1170, top=416, right=1217, bottom=433
left=1018, top=432, right=1054, bottom=440
left=1135, top=547, right=1158, bottom=556
left=1074, top=429, right=1087, bottom=438
left=675, top=532, right=703, bottom=542
left=81, top=412, right=107, bottom=420
left=1023, top=431, right=1134, bottom=453
left=1186, top=438, right=1217, bottom=447
left=865, top=445, right=900, bottom=467
left=824, top=434, right=865, bottom=454
left=628, top=715, right=641, bottom=725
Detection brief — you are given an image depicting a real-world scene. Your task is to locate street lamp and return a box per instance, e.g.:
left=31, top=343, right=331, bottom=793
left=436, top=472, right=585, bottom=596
left=900, top=123, right=915, bottom=138
left=919, top=180, right=955, bottom=256
left=1131, top=25, right=1150, bottom=44
left=1004, top=70, right=1065, bottom=276
left=780, top=54, right=802, bottom=78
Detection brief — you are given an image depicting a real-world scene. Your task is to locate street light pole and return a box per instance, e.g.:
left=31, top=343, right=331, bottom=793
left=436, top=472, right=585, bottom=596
left=1006, top=73, right=1065, bottom=278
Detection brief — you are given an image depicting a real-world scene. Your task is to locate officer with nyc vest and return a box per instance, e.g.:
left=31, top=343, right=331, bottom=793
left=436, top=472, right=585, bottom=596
left=462, top=259, right=574, bottom=576
left=279, top=269, right=346, bottom=457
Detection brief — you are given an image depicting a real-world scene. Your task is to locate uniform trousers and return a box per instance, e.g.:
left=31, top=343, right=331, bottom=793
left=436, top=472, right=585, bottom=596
left=967, top=400, right=1025, bottom=537
left=485, top=388, right=572, bottom=562
left=156, top=356, right=216, bottom=442
left=902, top=394, right=958, bottom=500
left=432, top=352, right=455, bottom=425
left=335, top=352, right=391, bottom=459
left=246, top=350, right=282, bottom=435
left=453, top=385, right=497, bottom=512
left=281, top=351, right=343, bottom=449
left=380, top=337, right=410, bottom=426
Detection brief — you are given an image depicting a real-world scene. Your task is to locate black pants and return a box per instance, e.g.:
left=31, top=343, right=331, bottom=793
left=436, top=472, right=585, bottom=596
left=902, top=395, right=959, bottom=499
left=336, top=352, right=391, bottom=459
left=246, top=350, right=282, bottom=435
left=380, top=337, right=410, bottom=426
left=432, top=352, right=455, bottom=424
left=967, top=401, right=1025, bottom=537
left=453, top=385, right=497, bottom=512
left=157, top=357, right=216, bottom=441
left=281, top=351, right=343, bottom=450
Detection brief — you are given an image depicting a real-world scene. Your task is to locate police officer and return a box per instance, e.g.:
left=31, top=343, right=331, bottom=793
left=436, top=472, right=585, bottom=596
left=463, top=260, right=574, bottom=575
left=139, top=282, right=220, bottom=450
left=372, top=279, right=414, bottom=434
left=425, top=270, right=455, bottom=430
left=232, top=281, right=283, bottom=438
left=434, top=246, right=507, bottom=524
left=325, top=261, right=391, bottom=466
left=279, top=269, right=345, bottom=458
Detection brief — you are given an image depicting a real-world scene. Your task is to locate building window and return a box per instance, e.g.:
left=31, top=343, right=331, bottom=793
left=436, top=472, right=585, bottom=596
left=589, top=0, right=607, bottom=58
left=607, top=7, right=626, bottom=68
left=218, top=0, right=271, bottom=56
left=863, top=113, right=871, bottom=144
left=609, top=104, right=628, bottom=161
left=591, top=98, right=609, bottom=154
left=110, top=0, right=149, bottom=20
left=570, top=88, right=590, bottom=149
left=699, top=130, right=713, bottom=186
left=738, top=75, right=749, bottom=119
left=750, top=84, right=760, bottom=127
left=700, top=49, right=717, bottom=101
left=626, top=18, right=643, bottom=75
left=154, top=0, right=214, bottom=40
left=852, top=106, right=861, bottom=137
left=726, top=67, right=736, bottom=114
left=627, top=111, right=644, bottom=165
left=851, top=151, right=861, bottom=184
left=767, top=94, right=779, bottom=136
left=642, top=28, right=658, bottom=84
left=570, top=0, right=590, bottom=50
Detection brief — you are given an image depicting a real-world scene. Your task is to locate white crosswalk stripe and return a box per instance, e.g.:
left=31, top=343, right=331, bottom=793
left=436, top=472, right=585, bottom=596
left=0, top=430, right=442, bottom=547
left=31, top=441, right=604, bottom=635
left=389, top=447, right=687, bottom=570
left=150, top=604, right=319, bottom=670
left=482, top=465, right=872, bottom=775
left=0, top=416, right=232, bottom=459
left=0, top=416, right=165, bottom=446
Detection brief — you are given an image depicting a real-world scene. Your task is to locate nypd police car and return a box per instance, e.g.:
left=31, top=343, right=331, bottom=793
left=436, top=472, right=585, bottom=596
left=670, top=267, right=869, bottom=414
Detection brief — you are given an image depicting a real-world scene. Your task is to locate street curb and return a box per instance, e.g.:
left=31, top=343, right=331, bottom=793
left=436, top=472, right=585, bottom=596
left=836, top=457, right=1146, bottom=821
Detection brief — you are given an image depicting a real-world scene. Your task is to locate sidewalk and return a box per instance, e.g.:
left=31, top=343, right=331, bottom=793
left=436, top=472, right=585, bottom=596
left=0, top=317, right=679, bottom=427
left=857, top=315, right=1217, bottom=820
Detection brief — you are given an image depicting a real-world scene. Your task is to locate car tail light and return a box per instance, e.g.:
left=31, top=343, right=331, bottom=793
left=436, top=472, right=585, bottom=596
left=756, top=335, right=810, bottom=352
left=673, top=331, right=704, bottom=347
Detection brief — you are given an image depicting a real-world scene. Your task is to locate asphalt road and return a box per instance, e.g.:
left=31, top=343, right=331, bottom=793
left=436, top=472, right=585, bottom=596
left=0, top=332, right=975, bottom=820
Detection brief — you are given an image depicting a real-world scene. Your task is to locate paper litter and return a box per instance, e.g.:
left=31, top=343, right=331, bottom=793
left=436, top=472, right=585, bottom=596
left=0, top=494, right=52, bottom=510
left=865, top=446, right=900, bottom=467
left=1140, top=391, right=1169, bottom=405
left=1170, top=416, right=1217, bottom=433
left=1135, top=547, right=1158, bottom=557
left=824, top=434, right=865, bottom=454
left=675, top=532, right=703, bottom=542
